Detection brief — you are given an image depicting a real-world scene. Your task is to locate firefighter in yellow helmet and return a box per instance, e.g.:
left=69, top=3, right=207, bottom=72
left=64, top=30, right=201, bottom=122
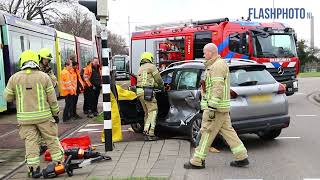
left=136, top=52, right=164, bottom=141
left=3, top=50, right=64, bottom=178
left=39, top=48, right=57, bottom=87
left=184, top=43, right=249, bottom=169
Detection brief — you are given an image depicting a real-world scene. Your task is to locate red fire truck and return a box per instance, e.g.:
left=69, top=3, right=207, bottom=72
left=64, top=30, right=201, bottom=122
left=130, top=18, right=299, bottom=95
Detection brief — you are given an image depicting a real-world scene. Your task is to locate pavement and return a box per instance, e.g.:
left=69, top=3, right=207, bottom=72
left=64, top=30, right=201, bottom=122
left=9, top=139, right=191, bottom=180
left=3, top=78, right=320, bottom=180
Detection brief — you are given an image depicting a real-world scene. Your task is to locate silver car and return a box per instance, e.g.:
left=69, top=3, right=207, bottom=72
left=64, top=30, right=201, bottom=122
left=119, top=59, right=290, bottom=145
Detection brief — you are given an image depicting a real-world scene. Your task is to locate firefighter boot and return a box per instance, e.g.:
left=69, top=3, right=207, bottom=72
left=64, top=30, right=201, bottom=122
left=28, top=166, right=41, bottom=178
left=230, top=158, right=249, bottom=167
left=183, top=160, right=205, bottom=169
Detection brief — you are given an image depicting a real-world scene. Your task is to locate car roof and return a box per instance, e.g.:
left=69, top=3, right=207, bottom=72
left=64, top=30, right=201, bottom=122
left=165, top=58, right=266, bottom=71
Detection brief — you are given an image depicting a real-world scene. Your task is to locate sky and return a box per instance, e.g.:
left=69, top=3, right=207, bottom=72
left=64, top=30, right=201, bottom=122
left=89, top=0, right=319, bottom=48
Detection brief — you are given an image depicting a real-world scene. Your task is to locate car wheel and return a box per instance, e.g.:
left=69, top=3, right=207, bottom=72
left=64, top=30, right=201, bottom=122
left=258, top=129, right=282, bottom=140
left=131, top=122, right=144, bottom=133
left=189, top=114, right=202, bottom=147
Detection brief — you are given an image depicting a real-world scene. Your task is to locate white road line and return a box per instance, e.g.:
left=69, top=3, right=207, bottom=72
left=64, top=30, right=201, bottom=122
left=77, top=129, right=132, bottom=133
left=78, top=128, right=100, bottom=132
left=85, top=124, right=104, bottom=127
left=225, top=179, right=263, bottom=180
left=276, top=137, right=301, bottom=139
left=296, top=115, right=317, bottom=117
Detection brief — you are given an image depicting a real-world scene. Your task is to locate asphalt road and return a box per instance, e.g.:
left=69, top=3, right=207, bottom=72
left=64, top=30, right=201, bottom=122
left=184, top=77, right=320, bottom=180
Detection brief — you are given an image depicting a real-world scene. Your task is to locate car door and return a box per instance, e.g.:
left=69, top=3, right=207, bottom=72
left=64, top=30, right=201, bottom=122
left=118, top=70, right=172, bottom=125
left=164, top=68, right=201, bottom=126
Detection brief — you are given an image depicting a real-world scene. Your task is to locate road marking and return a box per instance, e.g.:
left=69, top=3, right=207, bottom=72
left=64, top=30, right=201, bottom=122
left=295, top=92, right=305, bottom=95
left=296, top=115, right=317, bottom=117
left=78, top=128, right=100, bottom=132
left=85, top=124, right=104, bottom=127
left=78, top=128, right=132, bottom=133
left=225, top=179, right=263, bottom=180
left=276, top=137, right=301, bottom=139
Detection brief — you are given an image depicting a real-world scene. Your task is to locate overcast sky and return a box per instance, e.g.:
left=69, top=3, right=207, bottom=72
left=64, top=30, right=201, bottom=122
left=98, top=0, right=319, bottom=48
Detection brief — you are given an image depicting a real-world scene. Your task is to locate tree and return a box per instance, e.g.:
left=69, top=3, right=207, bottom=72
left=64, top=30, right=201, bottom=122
left=297, top=39, right=320, bottom=66
left=54, top=8, right=128, bottom=55
left=297, top=39, right=320, bottom=72
left=0, top=0, right=75, bottom=22
left=54, top=7, right=92, bottom=40
left=107, top=31, right=129, bottom=55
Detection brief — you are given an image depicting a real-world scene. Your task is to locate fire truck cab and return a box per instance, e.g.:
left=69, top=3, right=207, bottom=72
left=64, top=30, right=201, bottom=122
left=130, top=18, right=299, bottom=95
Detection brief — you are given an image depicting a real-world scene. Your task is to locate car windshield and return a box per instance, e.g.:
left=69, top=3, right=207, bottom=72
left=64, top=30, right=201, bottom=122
left=230, top=67, right=276, bottom=86
left=114, top=57, right=125, bottom=71
left=253, top=33, right=297, bottom=58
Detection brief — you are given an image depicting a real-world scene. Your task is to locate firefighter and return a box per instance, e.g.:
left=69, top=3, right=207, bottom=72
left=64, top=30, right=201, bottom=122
left=136, top=52, right=164, bottom=141
left=61, top=59, right=77, bottom=122
left=83, top=58, right=101, bottom=118
left=184, top=43, right=249, bottom=169
left=38, top=48, right=57, bottom=87
left=3, top=50, right=64, bottom=178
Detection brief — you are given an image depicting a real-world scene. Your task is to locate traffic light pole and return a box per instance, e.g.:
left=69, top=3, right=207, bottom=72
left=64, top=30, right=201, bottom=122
left=100, top=20, right=113, bottom=152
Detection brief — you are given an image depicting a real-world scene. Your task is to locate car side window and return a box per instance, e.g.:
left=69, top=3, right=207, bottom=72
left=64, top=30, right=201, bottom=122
left=161, top=70, right=174, bottom=85
left=174, top=69, right=199, bottom=90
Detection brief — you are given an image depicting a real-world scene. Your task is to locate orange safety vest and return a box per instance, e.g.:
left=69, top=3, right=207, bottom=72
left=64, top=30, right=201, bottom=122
left=74, top=68, right=85, bottom=93
left=83, top=63, right=102, bottom=87
left=60, top=67, right=76, bottom=96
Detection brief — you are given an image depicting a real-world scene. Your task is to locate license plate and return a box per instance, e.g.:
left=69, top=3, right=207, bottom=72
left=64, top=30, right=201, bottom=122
left=249, top=94, right=272, bottom=103
left=293, top=81, right=298, bottom=88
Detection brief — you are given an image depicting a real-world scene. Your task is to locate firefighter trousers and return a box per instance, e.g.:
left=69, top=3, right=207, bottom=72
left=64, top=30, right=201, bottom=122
left=190, top=110, right=248, bottom=166
left=18, top=120, right=64, bottom=169
left=138, top=94, right=158, bottom=136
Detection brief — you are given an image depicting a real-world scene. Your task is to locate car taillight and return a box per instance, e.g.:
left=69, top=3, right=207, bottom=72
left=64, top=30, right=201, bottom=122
left=230, top=89, right=238, bottom=99
left=277, top=84, right=286, bottom=94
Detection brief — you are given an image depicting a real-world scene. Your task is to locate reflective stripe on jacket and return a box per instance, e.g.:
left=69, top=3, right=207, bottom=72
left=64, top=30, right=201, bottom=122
left=200, top=56, right=230, bottom=112
left=3, top=69, right=59, bottom=124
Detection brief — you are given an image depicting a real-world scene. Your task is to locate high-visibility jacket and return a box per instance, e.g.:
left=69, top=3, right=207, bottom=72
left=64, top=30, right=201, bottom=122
left=60, top=67, right=76, bottom=96
left=136, top=62, right=164, bottom=96
left=74, top=68, right=85, bottom=93
left=83, top=63, right=101, bottom=87
left=3, top=69, right=59, bottom=125
left=200, top=56, right=230, bottom=112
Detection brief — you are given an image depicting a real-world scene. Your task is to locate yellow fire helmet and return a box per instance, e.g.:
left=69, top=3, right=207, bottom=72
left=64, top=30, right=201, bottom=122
left=39, top=48, right=53, bottom=61
left=19, top=50, right=40, bottom=68
left=140, top=52, right=154, bottom=64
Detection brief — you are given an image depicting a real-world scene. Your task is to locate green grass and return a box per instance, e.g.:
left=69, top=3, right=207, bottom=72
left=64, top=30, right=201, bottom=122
left=94, top=113, right=104, bottom=123
left=87, top=177, right=168, bottom=180
left=298, top=72, right=320, bottom=78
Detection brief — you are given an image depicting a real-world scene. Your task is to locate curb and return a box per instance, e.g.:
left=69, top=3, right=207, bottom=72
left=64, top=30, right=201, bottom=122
left=2, top=118, right=90, bottom=180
